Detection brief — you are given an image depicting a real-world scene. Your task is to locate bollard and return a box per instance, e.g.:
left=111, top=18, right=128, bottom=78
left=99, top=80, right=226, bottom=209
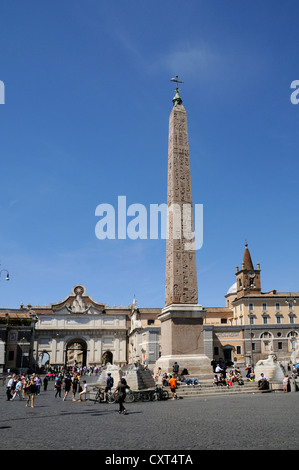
left=290, top=378, right=297, bottom=393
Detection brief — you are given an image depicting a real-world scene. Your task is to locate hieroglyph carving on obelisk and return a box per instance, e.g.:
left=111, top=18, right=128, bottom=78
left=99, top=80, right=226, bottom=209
left=165, top=77, right=198, bottom=307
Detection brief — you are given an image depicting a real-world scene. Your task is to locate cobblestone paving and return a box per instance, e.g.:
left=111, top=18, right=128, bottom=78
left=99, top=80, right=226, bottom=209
left=1, top=382, right=298, bottom=451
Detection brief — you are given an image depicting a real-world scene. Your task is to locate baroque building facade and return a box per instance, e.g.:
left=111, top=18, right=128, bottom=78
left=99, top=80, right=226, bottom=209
left=204, top=244, right=299, bottom=367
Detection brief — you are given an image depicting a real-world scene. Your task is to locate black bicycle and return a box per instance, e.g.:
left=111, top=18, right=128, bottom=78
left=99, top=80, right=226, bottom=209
left=134, top=390, right=151, bottom=402
left=124, top=390, right=135, bottom=403
left=94, top=388, right=116, bottom=403
left=94, top=388, right=105, bottom=403
left=150, top=386, right=169, bottom=401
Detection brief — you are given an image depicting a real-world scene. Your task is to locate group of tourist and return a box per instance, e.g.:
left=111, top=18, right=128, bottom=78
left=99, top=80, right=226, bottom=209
left=5, top=370, right=89, bottom=408
left=154, top=363, right=200, bottom=389
left=43, top=365, right=102, bottom=378
left=6, top=373, right=42, bottom=407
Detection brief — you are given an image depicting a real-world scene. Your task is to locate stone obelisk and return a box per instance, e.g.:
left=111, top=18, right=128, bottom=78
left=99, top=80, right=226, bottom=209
left=155, top=78, right=211, bottom=377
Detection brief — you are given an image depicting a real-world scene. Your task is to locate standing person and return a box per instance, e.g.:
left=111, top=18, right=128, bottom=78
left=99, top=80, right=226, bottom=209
left=78, top=380, right=88, bottom=402
left=283, top=375, right=289, bottom=393
left=35, top=375, right=42, bottom=395
left=104, top=372, right=114, bottom=402
left=168, top=374, right=178, bottom=400
left=6, top=375, right=13, bottom=401
left=12, top=377, right=23, bottom=400
left=113, top=378, right=130, bottom=415
left=21, top=375, right=27, bottom=399
left=25, top=377, right=37, bottom=408
left=43, top=376, right=48, bottom=391
left=154, top=367, right=162, bottom=383
left=72, top=374, right=79, bottom=402
left=172, top=362, right=179, bottom=378
left=63, top=375, right=72, bottom=401
left=55, top=377, right=62, bottom=398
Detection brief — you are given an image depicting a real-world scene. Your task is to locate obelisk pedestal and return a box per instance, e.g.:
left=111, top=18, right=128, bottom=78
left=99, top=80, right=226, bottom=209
left=155, top=78, right=211, bottom=378
left=157, top=304, right=211, bottom=377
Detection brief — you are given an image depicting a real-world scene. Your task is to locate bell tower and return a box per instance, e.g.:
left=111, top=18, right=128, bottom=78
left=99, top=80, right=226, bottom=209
left=236, top=243, right=261, bottom=298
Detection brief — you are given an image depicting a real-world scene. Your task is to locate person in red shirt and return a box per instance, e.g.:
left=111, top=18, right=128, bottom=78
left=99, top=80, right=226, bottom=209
left=168, top=375, right=177, bottom=399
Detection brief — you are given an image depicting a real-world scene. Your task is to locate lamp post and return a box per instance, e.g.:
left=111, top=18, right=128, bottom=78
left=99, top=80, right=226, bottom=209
left=0, top=266, right=9, bottom=281
left=285, top=294, right=297, bottom=319
left=20, top=336, right=26, bottom=374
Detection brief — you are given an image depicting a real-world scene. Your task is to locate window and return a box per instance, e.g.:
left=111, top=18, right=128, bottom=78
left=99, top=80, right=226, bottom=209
left=275, top=302, right=281, bottom=311
left=214, top=347, right=219, bottom=356
left=147, top=320, right=155, bottom=325
left=289, top=315, right=295, bottom=324
left=276, top=316, right=282, bottom=324
left=236, top=346, right=241, bottom=355
left=240, top=304, right=243, bottom=313
left=287, top=332, right=298, bottom=352
left=278, top=342, right=282, bottom=350
left=249, top=315, right=255, bottom=325
left=261, top=332, right=273, bottom=352
left=263, top=316, right=268, bottom=325
left=8, top=351, right=14, bottom=361
left=262, top=303, right=267, bottom=312
left=249, top=303, right=254, bottom=312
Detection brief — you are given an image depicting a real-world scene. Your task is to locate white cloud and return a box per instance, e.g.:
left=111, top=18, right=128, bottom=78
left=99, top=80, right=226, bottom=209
left=154, top=45, right=221, bottom=78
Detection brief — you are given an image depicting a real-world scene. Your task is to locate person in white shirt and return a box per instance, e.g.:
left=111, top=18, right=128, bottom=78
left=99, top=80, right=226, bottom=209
left=6, top=376, right=14, bottom=401
left=258, top=373, right=268, bottom=389
left=78, top=380, right=88, bottom=402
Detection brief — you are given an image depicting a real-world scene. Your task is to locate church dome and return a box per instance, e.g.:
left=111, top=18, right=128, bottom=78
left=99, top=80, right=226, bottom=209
left=227, top=282, right=237, bottom=295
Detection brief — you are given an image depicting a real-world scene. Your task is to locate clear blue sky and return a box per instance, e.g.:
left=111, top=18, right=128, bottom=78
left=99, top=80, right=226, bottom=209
left=0, top=0, right=298, bottom=309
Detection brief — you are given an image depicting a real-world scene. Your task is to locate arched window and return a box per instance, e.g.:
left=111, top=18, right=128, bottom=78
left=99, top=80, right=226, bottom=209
left=287, top=331, right=298, bottom=352
left=260, top=332, right=273, bottom=354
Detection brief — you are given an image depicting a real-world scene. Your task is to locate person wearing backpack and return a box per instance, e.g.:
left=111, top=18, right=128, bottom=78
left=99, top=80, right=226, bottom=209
left=104, top=372, right=114, bottom=402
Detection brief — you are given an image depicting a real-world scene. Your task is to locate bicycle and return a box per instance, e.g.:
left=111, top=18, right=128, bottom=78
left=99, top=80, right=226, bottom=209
left=94, top=388, right=105, bottom=403
left=134, top=390, right=151, bottom=402
left=150, top=386, right=169, bottom=401
left=124, top=390, right=135, bottom=403
left=106, top=389, right=116, bottom=403
left=94, top=388, right=116, bottom=403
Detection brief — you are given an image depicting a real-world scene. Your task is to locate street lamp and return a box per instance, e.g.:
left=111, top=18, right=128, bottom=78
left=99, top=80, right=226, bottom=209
left=20, top=337, right=26, bottom=374
left=0, top=267, right=9, bottom=281
left=285, top=294, right=296, bottom=317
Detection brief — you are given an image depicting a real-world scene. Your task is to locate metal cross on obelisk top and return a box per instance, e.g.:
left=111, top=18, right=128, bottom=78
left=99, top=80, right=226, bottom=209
left=170, top=75, right=184, bottom=106
left=170, top=75, right=184, bottom=87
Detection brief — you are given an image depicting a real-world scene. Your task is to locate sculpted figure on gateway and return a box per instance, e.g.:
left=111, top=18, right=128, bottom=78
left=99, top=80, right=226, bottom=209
left=66, top=285, right=92, bottom=314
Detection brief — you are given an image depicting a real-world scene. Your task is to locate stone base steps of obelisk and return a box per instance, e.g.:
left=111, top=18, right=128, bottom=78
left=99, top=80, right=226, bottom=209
left=173, top=379, right=274, bottom=399
left=87, top=378, right=278, bottom=402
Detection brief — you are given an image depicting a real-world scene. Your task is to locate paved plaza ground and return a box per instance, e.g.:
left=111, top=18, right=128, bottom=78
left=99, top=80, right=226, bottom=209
left=0, top=380, right=298, bottom=453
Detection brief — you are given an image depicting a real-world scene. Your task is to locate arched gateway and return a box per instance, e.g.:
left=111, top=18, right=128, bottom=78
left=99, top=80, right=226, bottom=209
left=33, top=285, right=129, bottom=370
left=65, top=338, right=87, bottom=368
